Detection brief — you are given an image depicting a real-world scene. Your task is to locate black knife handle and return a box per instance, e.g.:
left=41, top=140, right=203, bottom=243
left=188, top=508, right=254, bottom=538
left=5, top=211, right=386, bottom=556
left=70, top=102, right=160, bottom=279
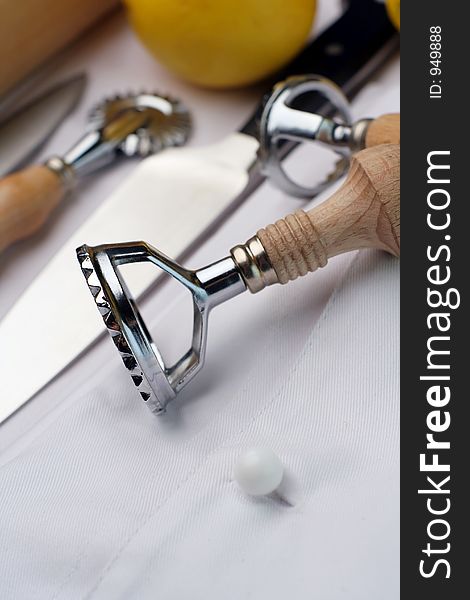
left=240, top=0, right=399, bottom=139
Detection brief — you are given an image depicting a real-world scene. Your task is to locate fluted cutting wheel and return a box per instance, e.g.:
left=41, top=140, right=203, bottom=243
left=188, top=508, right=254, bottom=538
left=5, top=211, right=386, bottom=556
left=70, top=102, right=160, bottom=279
left=87, top=92, right=192, bottom=157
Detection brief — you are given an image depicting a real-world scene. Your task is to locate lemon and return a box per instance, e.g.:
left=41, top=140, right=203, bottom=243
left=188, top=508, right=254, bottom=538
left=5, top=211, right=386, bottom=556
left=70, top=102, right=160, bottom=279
left=124, top=0, right=316, bottom=89
left=386, top=0, right=400, bottom=30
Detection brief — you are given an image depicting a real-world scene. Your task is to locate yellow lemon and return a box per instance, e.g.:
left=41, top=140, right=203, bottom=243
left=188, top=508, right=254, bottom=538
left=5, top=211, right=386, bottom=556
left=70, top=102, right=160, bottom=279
left=124, top=0, right=316, bottom=88
left=386, top=0, right=400, bottom=30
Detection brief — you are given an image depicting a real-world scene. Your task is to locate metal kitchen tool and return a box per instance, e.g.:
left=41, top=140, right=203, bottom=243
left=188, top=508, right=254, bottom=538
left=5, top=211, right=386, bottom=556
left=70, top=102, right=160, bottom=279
left=0, top=73, right=87, bottom=177
left=0, top=0, right=399, bottom=423
left=258, top=74, right=352, bottom=198
left=77, top=144, right=400, bottom=413
left=258, top=75, right=400, bottom=198
left=0, top=91, right=191, bottom=252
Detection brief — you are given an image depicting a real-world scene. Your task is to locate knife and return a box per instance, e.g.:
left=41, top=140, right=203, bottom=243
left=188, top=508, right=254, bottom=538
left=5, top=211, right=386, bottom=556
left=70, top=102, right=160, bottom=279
left=0, top=74, right=87, bottom=177
left=0, top=0, right=398, bottom=423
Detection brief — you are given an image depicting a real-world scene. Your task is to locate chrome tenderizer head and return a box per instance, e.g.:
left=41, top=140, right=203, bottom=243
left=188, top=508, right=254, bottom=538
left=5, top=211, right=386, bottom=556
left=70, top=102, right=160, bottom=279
left=76, top=242, right=246, bottom=413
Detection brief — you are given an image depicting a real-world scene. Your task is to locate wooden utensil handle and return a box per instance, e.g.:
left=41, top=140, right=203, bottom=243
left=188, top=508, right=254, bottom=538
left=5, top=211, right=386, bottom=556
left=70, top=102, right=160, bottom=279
left=232, top=144, right=399, bottom=292
left=365, top=113, right=400, bottom=147
left=259, top=144, right=399, bottom=284
left=0, top=165, right=65, bottom=252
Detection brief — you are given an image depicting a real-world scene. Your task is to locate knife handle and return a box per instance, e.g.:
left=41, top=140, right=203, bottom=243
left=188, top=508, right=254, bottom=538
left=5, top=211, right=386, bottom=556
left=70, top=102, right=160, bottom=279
left=232, top=144, right=399, bottom=292
left=365, top=113, right=400, bottom=148
left=0, top=165, right=65, bottom=252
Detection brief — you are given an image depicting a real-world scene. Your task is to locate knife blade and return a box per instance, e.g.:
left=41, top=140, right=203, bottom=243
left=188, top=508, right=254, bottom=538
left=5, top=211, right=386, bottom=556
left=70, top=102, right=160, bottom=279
left=0, top=73, right=86, bottom=177
left=0, top=0, right=398, bottom=422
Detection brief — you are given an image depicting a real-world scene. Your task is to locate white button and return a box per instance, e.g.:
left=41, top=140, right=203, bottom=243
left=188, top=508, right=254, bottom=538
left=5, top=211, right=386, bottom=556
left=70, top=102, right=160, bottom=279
left=233, top=447, right=284, bottom=496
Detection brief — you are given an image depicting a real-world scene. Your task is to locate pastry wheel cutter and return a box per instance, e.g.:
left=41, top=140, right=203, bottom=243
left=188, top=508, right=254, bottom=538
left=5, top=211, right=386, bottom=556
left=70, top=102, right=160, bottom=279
left=0, top=91, right=191, bottom=251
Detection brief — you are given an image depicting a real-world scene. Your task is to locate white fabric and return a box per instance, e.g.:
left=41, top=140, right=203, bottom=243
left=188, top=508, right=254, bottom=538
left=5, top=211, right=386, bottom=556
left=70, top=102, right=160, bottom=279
left=0, top=2, right=400, bottom=598
left=0, top=252, right=399, bottom=599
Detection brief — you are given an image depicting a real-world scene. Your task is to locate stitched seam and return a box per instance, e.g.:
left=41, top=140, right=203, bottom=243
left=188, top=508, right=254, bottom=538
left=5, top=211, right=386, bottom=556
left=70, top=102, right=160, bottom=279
left=0, top=285, right=196, bottom=470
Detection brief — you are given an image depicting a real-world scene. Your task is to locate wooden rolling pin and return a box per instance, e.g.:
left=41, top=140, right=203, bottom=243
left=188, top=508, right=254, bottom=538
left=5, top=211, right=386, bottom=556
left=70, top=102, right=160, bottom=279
left=0, top=113, right=399, bottom=253
left=232, top=142, right=400, bottom=292
left=0, top=0, right=119, bottom=96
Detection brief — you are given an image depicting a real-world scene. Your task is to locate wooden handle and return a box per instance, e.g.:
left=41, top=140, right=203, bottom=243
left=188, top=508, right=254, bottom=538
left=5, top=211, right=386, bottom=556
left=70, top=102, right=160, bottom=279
left=365, top=113, right=400, bottom=147
left=0, top=165, right=65, bottom=252
left=256, top=144, right=400, bottom=285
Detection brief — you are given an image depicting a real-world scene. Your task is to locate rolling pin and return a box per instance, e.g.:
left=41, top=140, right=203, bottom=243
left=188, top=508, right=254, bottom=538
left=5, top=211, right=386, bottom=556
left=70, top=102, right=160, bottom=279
left=0, top=0, right=119, bottom=96
left=0, top=113, right=399, bottom=253
left=78, top=143, right=400, bottom=412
